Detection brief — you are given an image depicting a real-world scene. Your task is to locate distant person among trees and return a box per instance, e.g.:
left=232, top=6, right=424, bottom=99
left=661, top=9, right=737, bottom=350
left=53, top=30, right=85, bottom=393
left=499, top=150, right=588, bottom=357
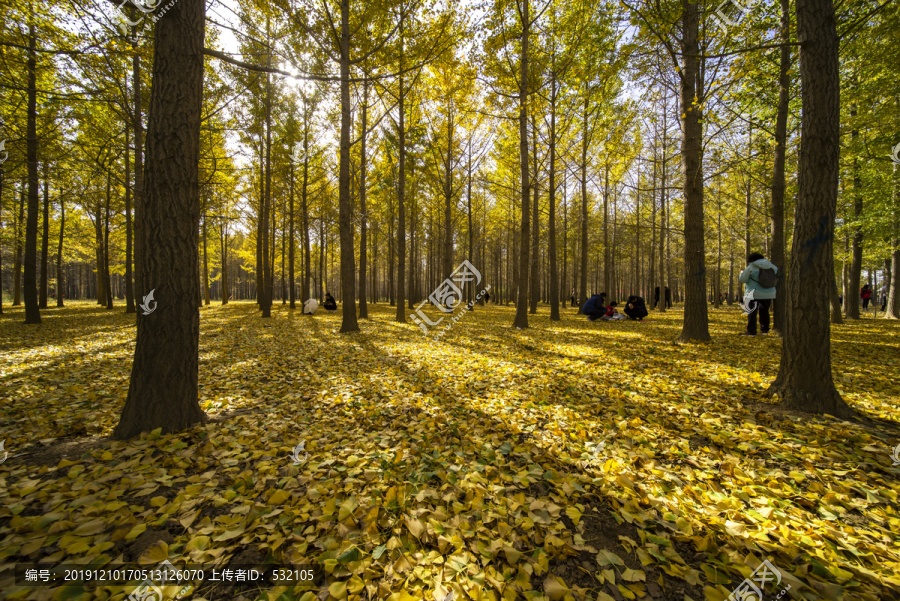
left=880, top=286, right=888, bottom=312
left=624, top=295, right=648, bottom=320
left=738, top=252, right=778, bottom=336
left=860, top=284, right=872, bottom=311
left=570, top=288, right=577, bottom=307
left=323, top=293, right=338, bottom=312
left=581, top=292, right=607, bottom=321
left=653, top=286, right=672, bottom=309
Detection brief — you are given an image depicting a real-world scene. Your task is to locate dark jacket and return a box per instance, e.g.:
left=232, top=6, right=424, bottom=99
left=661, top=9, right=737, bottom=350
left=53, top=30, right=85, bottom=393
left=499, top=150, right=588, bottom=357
left=582, top=294, right=606, bottom=317
left=625, top=297, right=648, bottom=319
left=323, top=296, right=337, bottom=310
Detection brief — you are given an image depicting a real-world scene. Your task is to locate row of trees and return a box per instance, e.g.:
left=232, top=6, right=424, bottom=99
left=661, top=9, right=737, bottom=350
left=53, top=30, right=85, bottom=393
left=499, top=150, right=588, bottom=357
left=0, top=0, right=897, bottom=435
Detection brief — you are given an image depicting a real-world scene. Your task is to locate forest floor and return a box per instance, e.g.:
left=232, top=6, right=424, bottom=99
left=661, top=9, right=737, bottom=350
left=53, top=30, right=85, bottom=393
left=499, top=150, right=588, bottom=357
left=1, top=301, right=899, bottom=601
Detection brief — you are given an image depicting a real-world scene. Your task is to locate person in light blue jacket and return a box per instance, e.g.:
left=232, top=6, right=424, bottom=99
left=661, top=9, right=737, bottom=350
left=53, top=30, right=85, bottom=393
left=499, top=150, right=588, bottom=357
left=738, top=252, right=778, bottom=335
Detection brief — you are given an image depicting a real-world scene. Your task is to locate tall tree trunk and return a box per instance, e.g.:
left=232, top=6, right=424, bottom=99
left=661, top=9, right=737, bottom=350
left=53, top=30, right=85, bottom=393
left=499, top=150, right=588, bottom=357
left=133, top=38, right=144, bottom=310
left=261, top=25, right=273, bottom=318
left=467, top=138, right=476, bottom=309
left=301, top=99, right=311, bottom=303
left=56, top=184, right=64, bottom=307
left=14, top=183, right=24, bottom=306
left=202, top=212, right=210, bottom=305
left=676, top=0, right=709, bottom=341
left=289, top=151, right=296, bottom=308
left=847, top=99, right=862, bottom=319
left=220, top=220, right=228, bottom=305
left=657, top=95, right=668, bottom=313
left=125, top=126, right=136, bottom=313
left=338, top=0, right=358, bottom=333
left=770, top=0, right=790, bottom=333
left=443, top=105, right=454, bottom=284
left=577, top=97, right=588, bottom=314
left=529, top=113, right=539, bottom=314
left=886, top=165, right=900, bottom=319
left=512, top=0, right=531, bottom=330
left=39, top=162, right=49, bottom=309
left=396, top=18, right=407, bottom=323
left=767, top=0, right=851, bottom=417
left=114, top=0, right=207, bottom=438
left=24, top=16, right=41, bottom=324
left=359, top=76, right=369, bottom=318
left=104, top=173, right=114, bottom=309
left=548, top=69, right=560, bottom=321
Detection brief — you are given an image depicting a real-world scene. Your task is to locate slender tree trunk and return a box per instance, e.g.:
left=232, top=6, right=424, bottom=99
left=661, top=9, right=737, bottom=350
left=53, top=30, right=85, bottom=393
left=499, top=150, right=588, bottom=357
left=261, top=32, right=273, bottom=318
left=512, top=0, right=531, bottom=330
left=133, top=39, right=144, bottom=309
left=0, top=172, right=4, bottom=314
left=359, top=77, right=369, bottom=318
left=23, top=17, right=41, bottom=324
left=396, top=19, right=407, bottom=323
left=548, top=70, right=560, bottom=321
left=768, top=0, right=851, bottom=417
left=104, top=173, right=114, bottom=309
left=289, top=153, right=296, bottom=309
left=847, top=101, right=863, bottom=318
left=39, top=162, right=50, bottom=309
left=114, top=0, right=207, bottom=438
left=55, top=187, right=64, bottom=308
left=338, top=0, right=358, bottom=332
left=529, top=113, right=539, bottom=314
left=577, top=97, right=589, bottom=314
left=220, top=221, right=228, bottom=305
left=769, top=0, right=790, bottom=333
left=676, top=0, right=709, bottom=341
left=14, top=183, right=24, bottom=306
left=886, top=165, right=900, bottom=319
left=302, top=101, right=311, bottom=303
left=202, top=213, right=210, bottom=305
left=443, top=105, right=454, bottom=285
left=658, top=96, right=668, bottom=313
left=125, top=126, right=136, bottom=313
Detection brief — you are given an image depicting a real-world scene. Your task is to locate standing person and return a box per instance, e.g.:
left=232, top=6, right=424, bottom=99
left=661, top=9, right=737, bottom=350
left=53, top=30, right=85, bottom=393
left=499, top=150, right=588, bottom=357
left=570, top=288, right=577, bottom=307
left=624, top=295, right=648, bottom=320
left=880, top=285, right=888, bottom=312
left=738, top=252, right=778, bottom=336
left=860, top=284, right=872, bottom=311
left=581, top=293, right=607, bottom=321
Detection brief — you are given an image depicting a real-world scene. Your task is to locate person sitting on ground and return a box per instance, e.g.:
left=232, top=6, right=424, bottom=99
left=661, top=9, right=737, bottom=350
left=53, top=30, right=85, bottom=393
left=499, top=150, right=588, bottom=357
left=581, top=292, right=607, bottom=321
left=303, top=298, right=319, bottom=314
left=600, top=301, right=628, bottom=320
left=624, top=295, right=648, bottom=320
left=323, top=292, right=338, bottom=311
left=738, top=251, right=778, bottom=336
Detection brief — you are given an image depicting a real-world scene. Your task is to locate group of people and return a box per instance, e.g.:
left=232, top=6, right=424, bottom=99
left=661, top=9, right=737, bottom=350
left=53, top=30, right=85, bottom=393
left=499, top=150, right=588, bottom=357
left=860, top=284, right=889, bottom=312
left=581, top=292, right=648, bottom=322
left=302, top=293, right=338, bottom=315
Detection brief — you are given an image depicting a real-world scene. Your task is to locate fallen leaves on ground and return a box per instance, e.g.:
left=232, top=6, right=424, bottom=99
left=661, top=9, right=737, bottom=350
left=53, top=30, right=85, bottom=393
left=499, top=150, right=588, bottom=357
left=1, top=302, right=899, bottom=601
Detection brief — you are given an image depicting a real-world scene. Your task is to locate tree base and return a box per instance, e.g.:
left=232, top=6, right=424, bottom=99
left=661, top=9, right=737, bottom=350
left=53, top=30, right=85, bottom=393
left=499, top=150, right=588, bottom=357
left=767, top=381, right=854, bottom=419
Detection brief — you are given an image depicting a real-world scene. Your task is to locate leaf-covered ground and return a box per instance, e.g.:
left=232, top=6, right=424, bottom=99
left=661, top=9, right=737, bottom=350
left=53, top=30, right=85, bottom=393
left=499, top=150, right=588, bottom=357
left=1, top=301, right=899, bottom=601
